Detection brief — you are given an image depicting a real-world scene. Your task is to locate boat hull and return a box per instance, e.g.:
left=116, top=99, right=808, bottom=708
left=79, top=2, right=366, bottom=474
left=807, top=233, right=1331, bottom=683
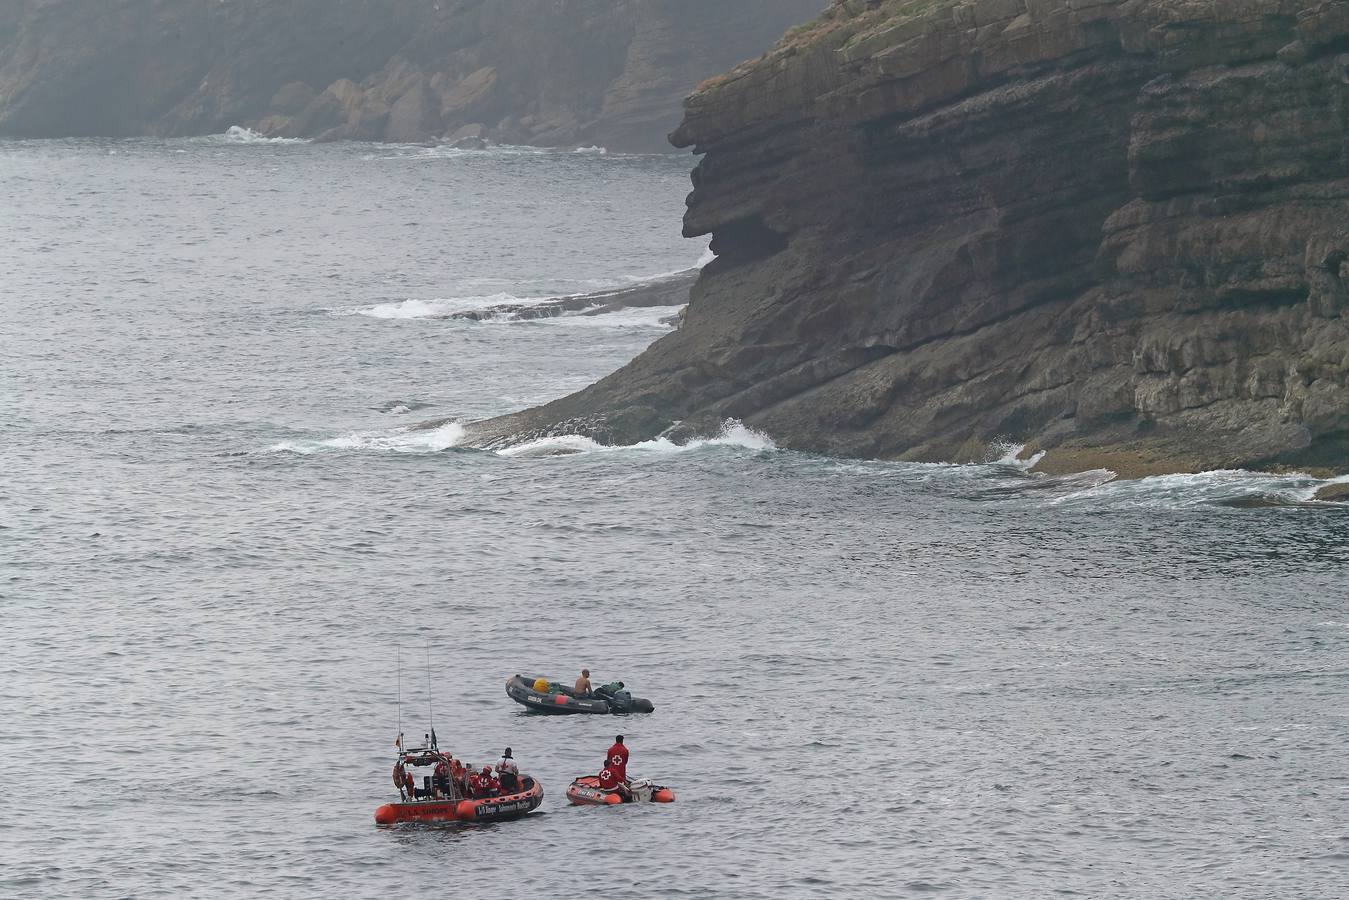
left=506, top=674, right=653, bottom=715
left=375, top=778, right=543, bottom=824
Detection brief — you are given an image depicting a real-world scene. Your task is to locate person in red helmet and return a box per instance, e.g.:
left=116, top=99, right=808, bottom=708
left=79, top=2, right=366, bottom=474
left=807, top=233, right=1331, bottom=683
left=480, top=767, right=500, bottom=797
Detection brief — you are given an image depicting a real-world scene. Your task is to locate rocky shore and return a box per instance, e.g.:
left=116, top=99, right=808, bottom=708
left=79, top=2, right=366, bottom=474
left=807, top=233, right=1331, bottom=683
left=0, top=0, right=824, bottom=151
left=467, top=0, right=1349, bottom=485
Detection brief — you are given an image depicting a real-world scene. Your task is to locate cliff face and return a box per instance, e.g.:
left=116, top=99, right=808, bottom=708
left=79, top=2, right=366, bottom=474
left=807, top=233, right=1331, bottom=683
left=0, top=0, right=824, bottom=150
left=473, top=0, right=1349, bottom=475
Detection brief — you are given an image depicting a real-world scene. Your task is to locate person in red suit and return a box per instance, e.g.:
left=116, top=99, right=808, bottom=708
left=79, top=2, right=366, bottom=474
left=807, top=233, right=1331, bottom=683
left=600, top=735, right=631, bottom=801
left=605, top=735, right=629, bottom=781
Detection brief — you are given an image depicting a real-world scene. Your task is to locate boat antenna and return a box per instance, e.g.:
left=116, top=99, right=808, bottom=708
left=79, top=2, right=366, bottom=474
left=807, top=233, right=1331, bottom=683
left=396, top=644, right=403, bottom=753
left=426, top=639, right=437, bottom=749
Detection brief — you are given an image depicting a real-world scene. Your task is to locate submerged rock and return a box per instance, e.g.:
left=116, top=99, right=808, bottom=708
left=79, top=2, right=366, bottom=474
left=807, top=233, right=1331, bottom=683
left=450, top=270, right=696, bottom=322
left=468, top=0, right=1349, bottom=475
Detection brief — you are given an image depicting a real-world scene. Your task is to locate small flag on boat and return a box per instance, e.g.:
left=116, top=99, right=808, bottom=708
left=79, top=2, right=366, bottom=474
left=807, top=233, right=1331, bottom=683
left=431, top=728, right=438, bottom=749
left=395, top=733, right=402, bottom=748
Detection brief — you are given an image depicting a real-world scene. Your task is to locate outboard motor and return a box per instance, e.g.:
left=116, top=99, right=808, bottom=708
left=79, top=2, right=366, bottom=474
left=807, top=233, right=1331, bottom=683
left=596, top=685, right=654, bottom=713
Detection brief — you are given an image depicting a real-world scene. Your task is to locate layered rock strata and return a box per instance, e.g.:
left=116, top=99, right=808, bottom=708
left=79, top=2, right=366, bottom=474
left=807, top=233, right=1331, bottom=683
left=0, top=0, right=824, bottom=151
left=470, top=0, right=1349, bottom=477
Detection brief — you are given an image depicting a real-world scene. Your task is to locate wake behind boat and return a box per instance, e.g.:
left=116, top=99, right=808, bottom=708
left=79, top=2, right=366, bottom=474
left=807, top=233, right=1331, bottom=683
left=506, top=674, right=654, bottom=715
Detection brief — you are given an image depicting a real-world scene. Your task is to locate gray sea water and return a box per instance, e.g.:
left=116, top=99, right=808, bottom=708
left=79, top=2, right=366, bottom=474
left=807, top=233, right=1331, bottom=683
left=3, top=134, right=1348, bottom=900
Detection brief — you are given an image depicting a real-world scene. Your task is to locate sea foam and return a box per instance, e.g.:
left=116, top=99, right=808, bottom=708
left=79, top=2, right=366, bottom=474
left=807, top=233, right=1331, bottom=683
left=267, top=422, right=466, bottom=455
left=221, top=125, right=308, bottom=145
left=496, top=419, right=776, bottom=457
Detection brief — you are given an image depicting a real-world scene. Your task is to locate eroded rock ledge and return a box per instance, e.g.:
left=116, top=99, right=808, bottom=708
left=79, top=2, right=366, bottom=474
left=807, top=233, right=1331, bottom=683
left=470, top=0, right=1349, bottom=476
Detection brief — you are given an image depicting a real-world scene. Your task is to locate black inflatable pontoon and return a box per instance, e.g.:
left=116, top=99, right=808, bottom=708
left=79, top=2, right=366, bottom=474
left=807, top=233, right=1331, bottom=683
left=505, top=675, right=654, bottom=715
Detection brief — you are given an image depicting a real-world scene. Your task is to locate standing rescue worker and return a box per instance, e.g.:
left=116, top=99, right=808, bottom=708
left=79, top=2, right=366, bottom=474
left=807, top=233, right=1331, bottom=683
left=497, top=748, right=520, bottom=793
left=605, top=735, right=629, bottom=782
left=600, top=734, right=632, bottom=801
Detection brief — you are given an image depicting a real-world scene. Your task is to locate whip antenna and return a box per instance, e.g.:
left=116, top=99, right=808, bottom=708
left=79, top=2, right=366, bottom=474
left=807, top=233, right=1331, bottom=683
left=396, top=644, right=403, bottom=751
left=426, top=639, right=437, bottom=749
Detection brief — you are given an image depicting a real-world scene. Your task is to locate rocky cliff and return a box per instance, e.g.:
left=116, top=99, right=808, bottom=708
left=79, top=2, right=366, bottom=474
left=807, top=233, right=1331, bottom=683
left=470, top=0, right=1349, bottom=477
left=0, top=0, right=824, bottom=150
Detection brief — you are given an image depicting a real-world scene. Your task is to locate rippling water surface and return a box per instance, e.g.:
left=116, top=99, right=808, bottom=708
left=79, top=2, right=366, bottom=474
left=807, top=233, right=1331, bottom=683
left=3, top=137, right=1348, bottom=900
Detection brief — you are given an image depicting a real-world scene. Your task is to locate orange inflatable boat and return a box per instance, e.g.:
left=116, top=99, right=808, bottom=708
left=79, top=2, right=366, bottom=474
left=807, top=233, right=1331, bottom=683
left=375, top=776, right=543, bottom=824
left=566, top=775, right=675, bottom=806
left=375, top=745, right=543, bottom=825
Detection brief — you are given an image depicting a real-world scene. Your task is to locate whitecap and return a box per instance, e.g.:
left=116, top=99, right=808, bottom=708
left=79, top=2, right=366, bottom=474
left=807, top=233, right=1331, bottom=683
left=266, top=422, right=465, bottom=455
left=496, top=419, right=775, bottom=458
left=988, top=441, right=1046, bottom=470
left=221, top=125, right=308, bottom=145
left=1048, top=468, right=1345, bottom=509
left=336, top=293, right=526, bottom=320
left=551, top=305, right=685, bottom=329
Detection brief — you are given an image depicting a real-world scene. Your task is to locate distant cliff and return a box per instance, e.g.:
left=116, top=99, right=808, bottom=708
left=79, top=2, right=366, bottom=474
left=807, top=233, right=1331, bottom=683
left=0, top=0, right=824, bottom=150
left=470, top=0, right=1349, bottom=478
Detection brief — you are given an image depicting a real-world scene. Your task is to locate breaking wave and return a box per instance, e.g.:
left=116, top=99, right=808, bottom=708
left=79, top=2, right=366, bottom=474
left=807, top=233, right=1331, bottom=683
left=220, top=126, right=308, bottom=145
left=266, top=422, right=466, bottom=455
left=338, top=296, right=684, bottom=328
left=338, top=292, right=524, bottom=320
left=259, top=420, right=1344, bottom=511
left=496, top=420, right=776, bottom=458
left=989, top=441, right=1047, bottom=470
left=1047, top=469, right=1349, bottom=509
left=262, top=419, right=774, bottom=458
left=335, top=245, right=710, bottom=322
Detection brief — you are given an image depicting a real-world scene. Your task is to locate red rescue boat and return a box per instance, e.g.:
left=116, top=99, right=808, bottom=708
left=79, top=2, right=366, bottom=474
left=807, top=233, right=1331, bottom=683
left=375, top=745, right=543, bottom=825
left=566, top=775, right=675, bottom=806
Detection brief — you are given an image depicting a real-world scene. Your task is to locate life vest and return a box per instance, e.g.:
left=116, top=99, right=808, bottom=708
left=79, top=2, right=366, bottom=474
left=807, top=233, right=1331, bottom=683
left=606, top=743, right=629, bottom=780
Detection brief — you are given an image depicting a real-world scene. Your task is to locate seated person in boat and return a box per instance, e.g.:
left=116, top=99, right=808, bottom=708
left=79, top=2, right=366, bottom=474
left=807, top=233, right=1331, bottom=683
left=466, top=767, right=496, bottom=798
left=433, top=756, right=454, bottom=797
left=598, top=765, right=631, bottom=801
left=450, top=757, right=466, bottom=790
left=497, top=748, right=520, bottom=793
left=575, top=668, right=592, bottom=697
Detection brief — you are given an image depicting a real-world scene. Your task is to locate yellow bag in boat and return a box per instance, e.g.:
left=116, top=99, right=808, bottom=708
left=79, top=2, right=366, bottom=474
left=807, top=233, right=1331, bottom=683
left=533, top=677, right=551, bottom=694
